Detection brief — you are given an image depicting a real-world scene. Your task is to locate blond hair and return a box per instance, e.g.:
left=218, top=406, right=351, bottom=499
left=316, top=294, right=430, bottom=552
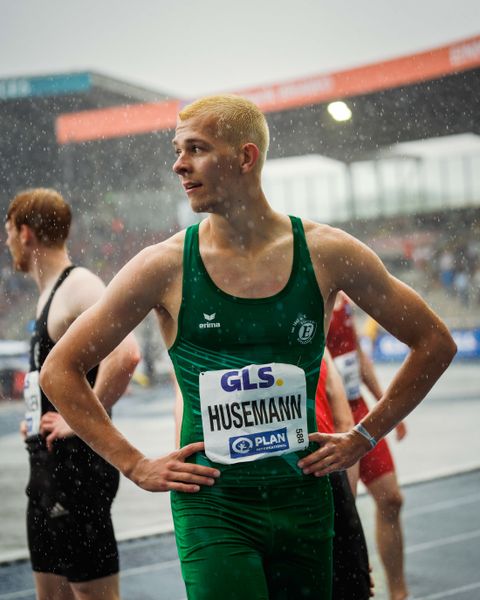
left=179, top=94, right=270, bottom=167
left=7, top=188, right=71, bottom=247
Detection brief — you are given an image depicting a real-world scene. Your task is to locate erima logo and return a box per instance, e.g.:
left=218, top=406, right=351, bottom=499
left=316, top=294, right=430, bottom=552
left=199, top=312, right=221, bottom=329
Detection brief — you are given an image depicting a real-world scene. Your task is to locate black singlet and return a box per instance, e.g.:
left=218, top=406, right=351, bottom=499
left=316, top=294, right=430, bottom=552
left=29, top=265, right=98, bottom=417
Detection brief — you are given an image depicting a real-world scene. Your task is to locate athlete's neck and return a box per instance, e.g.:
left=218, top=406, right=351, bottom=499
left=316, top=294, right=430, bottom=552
left=204, top=195, right=287, bottom=252
left=28, top=246, right=72, bottom=293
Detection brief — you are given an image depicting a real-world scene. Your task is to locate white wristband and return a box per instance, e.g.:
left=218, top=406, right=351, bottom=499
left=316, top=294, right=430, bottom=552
left=353, top=423, right=377, bottom=448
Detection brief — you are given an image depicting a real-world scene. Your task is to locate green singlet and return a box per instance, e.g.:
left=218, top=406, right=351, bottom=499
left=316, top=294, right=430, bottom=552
left=169, top=216, right=333, bottom=600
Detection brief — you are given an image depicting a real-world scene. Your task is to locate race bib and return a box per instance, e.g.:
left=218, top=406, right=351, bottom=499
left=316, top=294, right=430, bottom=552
left=24, top=371, right=41, bottom=437
left=199, top=363, right=308, bottom=465
left=333, top=351, right=362, bottom=401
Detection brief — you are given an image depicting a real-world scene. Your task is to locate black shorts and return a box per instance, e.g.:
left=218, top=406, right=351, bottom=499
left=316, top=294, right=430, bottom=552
left=330, top=471, right=371, bottom=600
left=26, top=436, right=120, bottom=582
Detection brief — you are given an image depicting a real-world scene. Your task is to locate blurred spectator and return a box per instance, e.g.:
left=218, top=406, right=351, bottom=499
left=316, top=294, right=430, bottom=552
left=438, top=249, right=455, bottom=293
left=453, top=270, right=470, bottom=306
left=472, top=266, right=480, bottom=306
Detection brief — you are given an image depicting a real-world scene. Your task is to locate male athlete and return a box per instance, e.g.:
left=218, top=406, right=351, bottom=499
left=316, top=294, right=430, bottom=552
left=327, top=292, right=408, bottom=599
left=5, top=188, right=140, bottom=600
left=41, top=95, right=456, bottom=600
left=172, top=348, right=372, bottom=598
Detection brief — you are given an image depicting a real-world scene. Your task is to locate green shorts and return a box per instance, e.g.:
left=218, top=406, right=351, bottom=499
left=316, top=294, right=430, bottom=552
left=171, top=476, right=333, bottom=600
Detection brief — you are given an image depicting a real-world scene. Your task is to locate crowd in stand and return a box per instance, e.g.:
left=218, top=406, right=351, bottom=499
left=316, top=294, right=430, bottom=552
left=346, top=208, right=480, bottom=309
left=2, top=206, right=480, bottom=343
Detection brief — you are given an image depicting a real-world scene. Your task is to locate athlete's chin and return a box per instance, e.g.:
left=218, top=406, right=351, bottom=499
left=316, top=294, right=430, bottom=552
left=189, top=197, right=217, bottom=214
left=190, top=203, right=211, bottom=214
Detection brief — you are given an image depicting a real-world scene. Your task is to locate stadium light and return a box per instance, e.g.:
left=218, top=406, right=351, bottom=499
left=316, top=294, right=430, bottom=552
left=327, top=101, right=352, bottom=122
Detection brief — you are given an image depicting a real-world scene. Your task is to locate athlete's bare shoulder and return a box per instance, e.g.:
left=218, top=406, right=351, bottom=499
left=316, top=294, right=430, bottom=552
left=129, top=229, right=186, bottom=276
left=99, top=229, right=187, bottom=315
left=49, top=267, right=107, bottom=340
left=301, top=218, right=354, bottom=248
left=55, top=266, right=103, bottom=311
left=301, top=218, right=368, bottom=265
left=154, top=229, right=186, bottom=259
left=63, top=266, right=104, bottom=292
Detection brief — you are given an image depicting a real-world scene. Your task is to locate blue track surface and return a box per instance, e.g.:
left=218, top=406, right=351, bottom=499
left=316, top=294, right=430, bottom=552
left=1, top=469, right=479, bottom=600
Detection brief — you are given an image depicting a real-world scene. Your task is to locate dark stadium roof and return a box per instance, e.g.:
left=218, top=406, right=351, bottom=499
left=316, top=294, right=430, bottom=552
left=264, top=67, right=480, bottom=162
left=0, top=72, right=171, bottom=199
left=50, top=33, right=480, bottom=164
left=0, top=70, right=169, bottom=169
left=1, top=35, right=479, bottom=205
left=0, top=70, right=169, bottom=107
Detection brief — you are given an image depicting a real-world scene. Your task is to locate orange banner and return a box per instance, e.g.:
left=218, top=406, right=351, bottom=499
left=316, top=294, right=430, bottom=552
left=239, top=34, right=480, bottom=112
left=56, top=99, right=180, bottom=144
left=56, top=34, right=480, bottom=144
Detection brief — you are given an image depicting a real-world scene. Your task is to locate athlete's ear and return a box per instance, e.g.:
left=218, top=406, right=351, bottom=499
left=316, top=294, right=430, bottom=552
left=240, top=143, right=260, bottom=173
left=19, top=224, right=35, bottom=246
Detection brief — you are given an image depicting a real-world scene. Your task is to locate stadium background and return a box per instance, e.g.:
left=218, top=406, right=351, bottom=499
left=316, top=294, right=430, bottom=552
left=1, top=30, right=480, bottom=600
left=1, top=34, right=480, bottom=392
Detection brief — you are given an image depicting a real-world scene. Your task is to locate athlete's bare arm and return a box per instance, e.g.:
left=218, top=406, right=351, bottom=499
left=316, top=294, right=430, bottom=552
left=61, top=270, right=142, bottom=412
left=356, top=335, right=407, bottom=441
left=40, top=235, right=220, bottom=492
left=93, top=333, right=140, bottom=411
left=298, top=223, right=456, bottom=475
left=39, top=268, right=141, bottom=450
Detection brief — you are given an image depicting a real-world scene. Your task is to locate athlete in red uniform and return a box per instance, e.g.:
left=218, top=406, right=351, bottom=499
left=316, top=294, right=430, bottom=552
left=327, top=293, right=409, bottom=600
left=315, top=359, right=334, bottom=434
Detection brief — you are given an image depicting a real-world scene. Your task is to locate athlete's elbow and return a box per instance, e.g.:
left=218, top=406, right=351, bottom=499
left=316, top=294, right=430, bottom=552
left=40, top=350, right=77, bottom=403
left=123, top=352, right=141, bottom=383
left=118, top=339, right=142, bottom=375
left=439, top=330, right=457, bottom=366
left=426, top=326, right=457, bottom=369
left=128, top=345, right=142, bottom=372
left=39, top=353, right=59, bottom=401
